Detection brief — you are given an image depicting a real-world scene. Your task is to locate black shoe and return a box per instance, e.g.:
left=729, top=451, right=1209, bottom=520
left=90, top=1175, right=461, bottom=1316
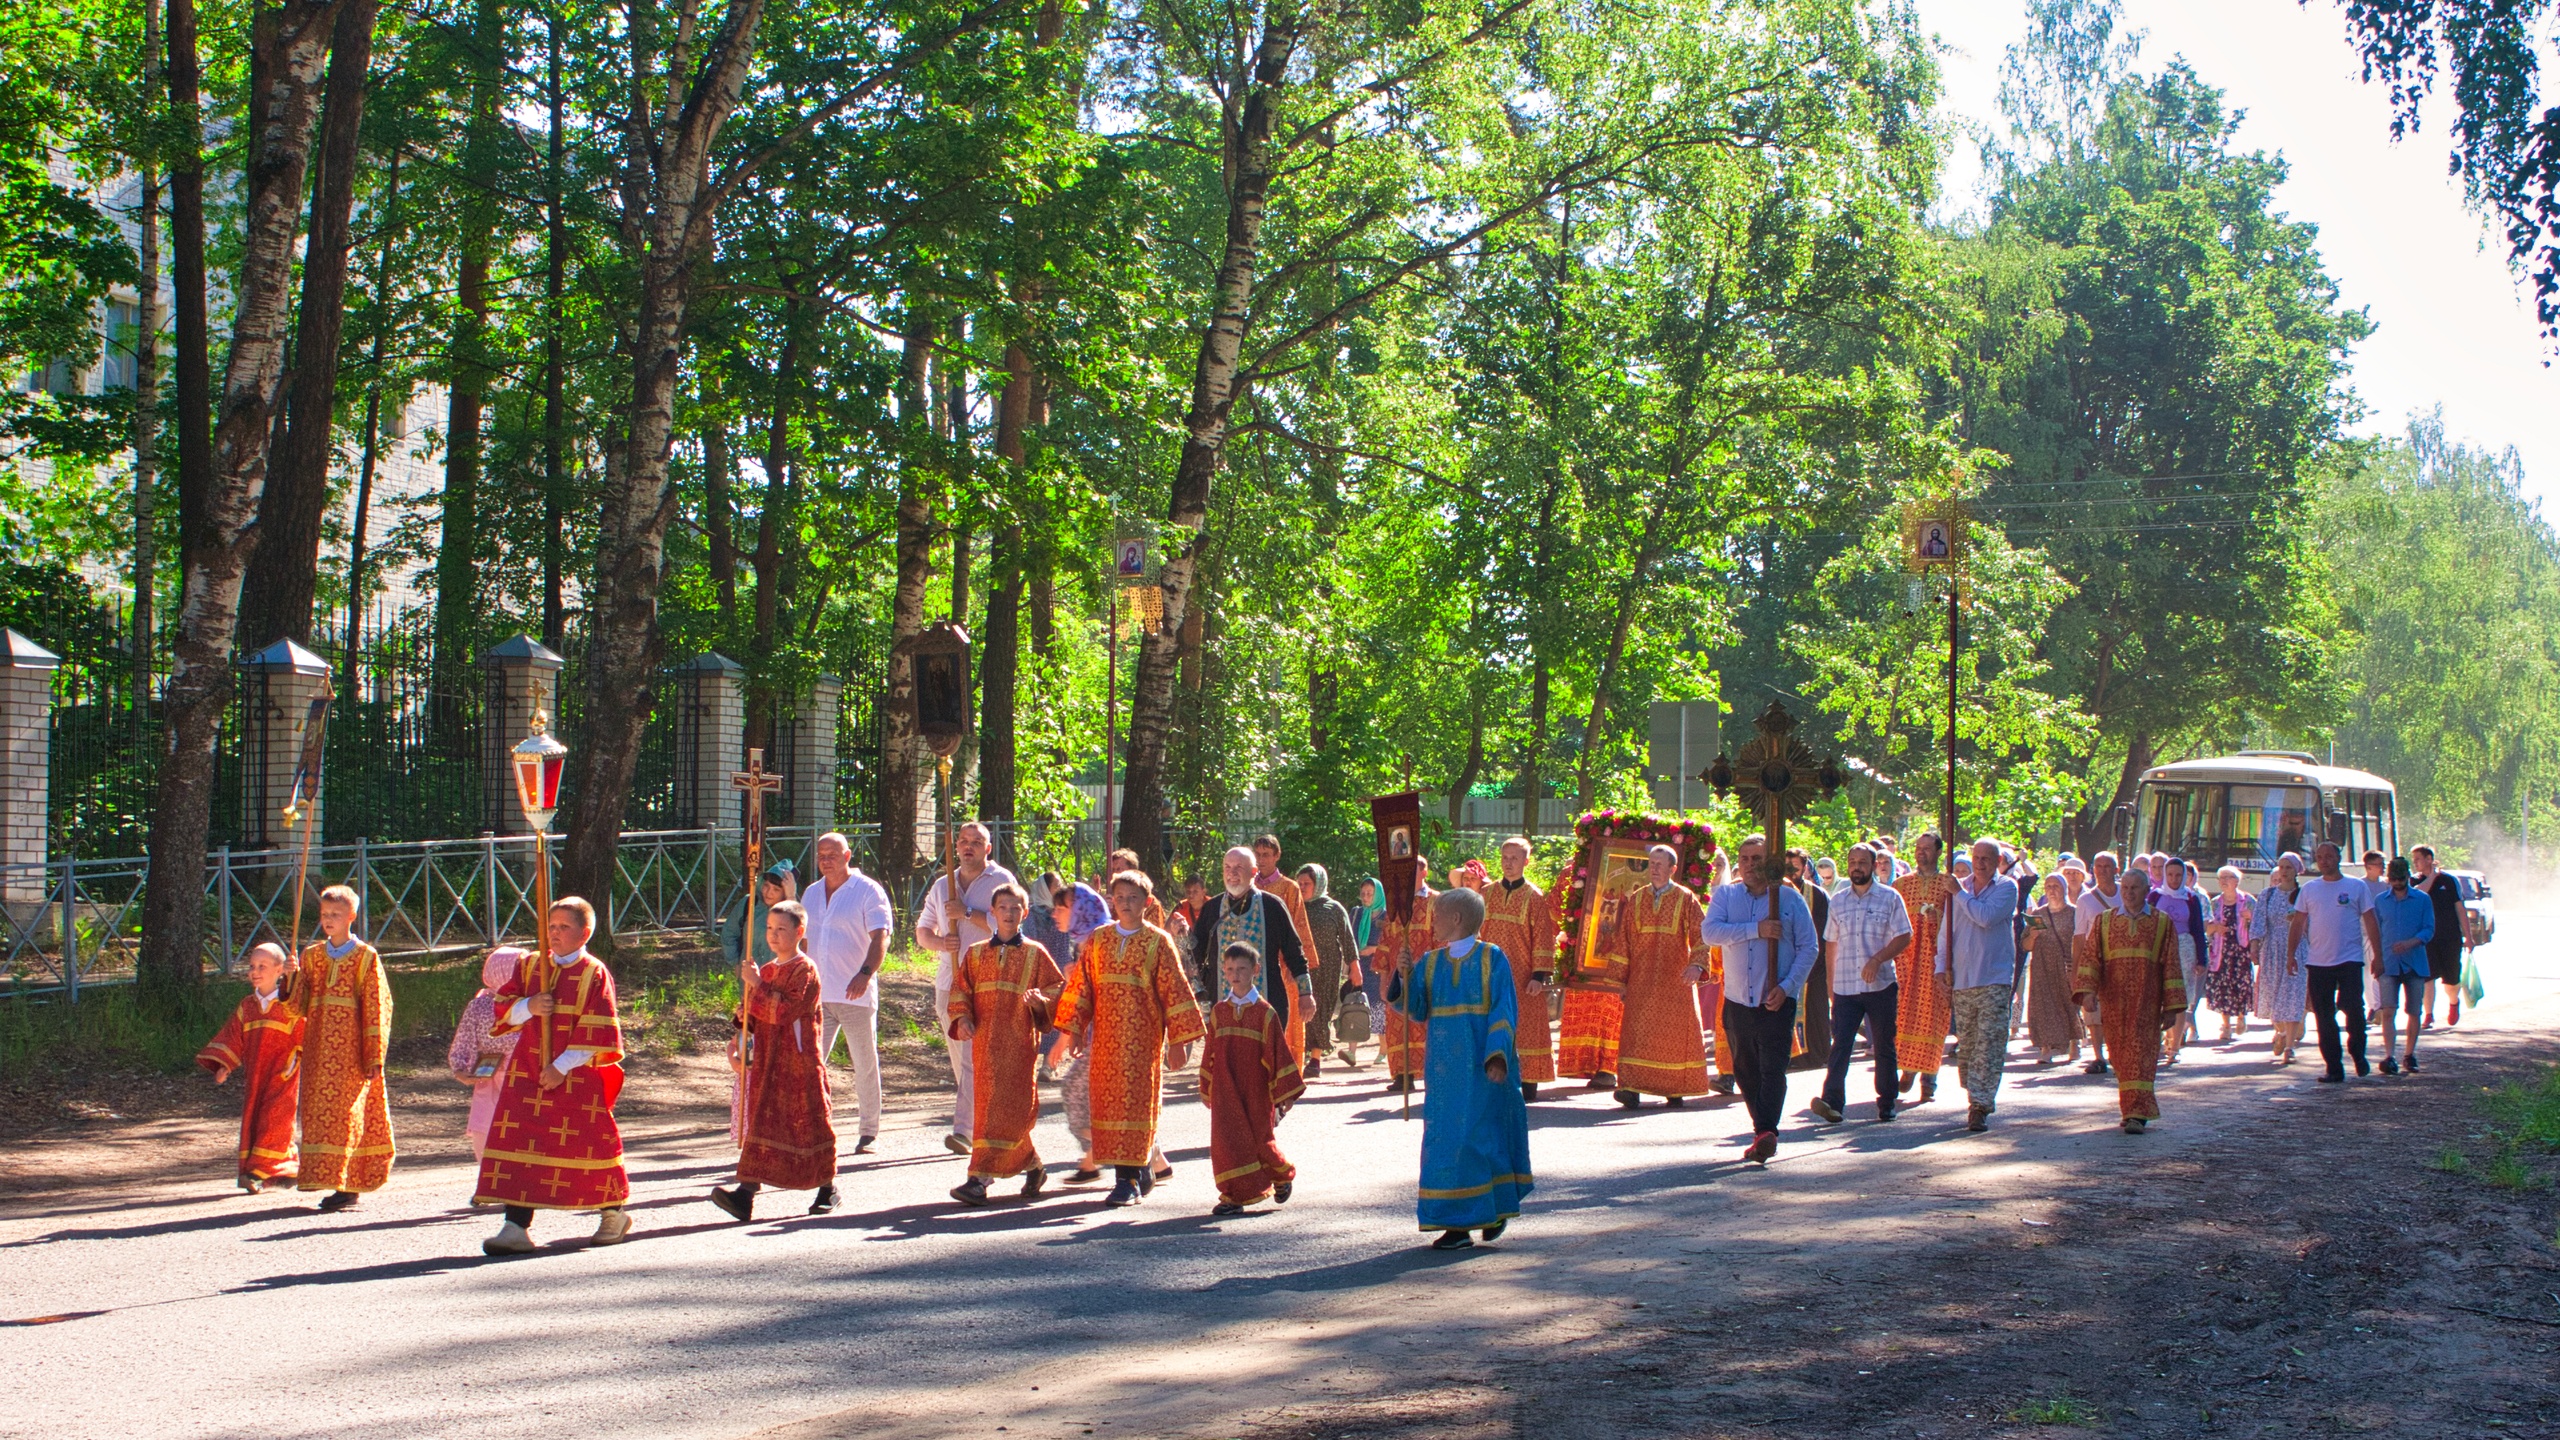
left=809, top=1184, right=839, bottom=1214
left=1212, top=1201, right=1246, bottom=1216
left=1810, top=1096, right=1843, bottom=1123
left=950, top=1177, right=991, bottom=1206
left=1431, top=1229, right=1475, bottom=1250
left=317, top=1190, right=360, bottom=1213
left=2380, top=1056, right=2400, bottom=1076
left=1022, top=1165, right=1047, bottom=1199
left=1709, top=1076, right=1737, bottom=1096
left=1966, top=1103, right=1990, bottom=1133
left=1304, top=1057, right=1322, bottom=1079
left=2354, top=1055, right=2370, bottom=1077
left=1103, top=1168, right=1142, bottom=1207
left=1151, top=1162, right=1173, bottom=1184
left=1584, top=1073, right=1613, bottom=1090
left=710, top=1185, right=754, bottom=1222
left=1875, top=1101, right=1896, bottom=1122
left=854, top=1136, right=877, bottom=1155
left=1665, top=1095, right=1687, bottom=1109
left=1613, top=1088, right=1642, bottom=1109
left=1273, top=1180, right=1292, bottom=1204
left=1521, top=1081, right=1540, bottom=1100
left=1065, top=1167, right=1102, bottom=1184
left=2318, top=1071, right=2344, bottom=1084
left=1480, top=1219, right=1508, bottom=1242
left=2403, top=1053, right=2420, bottom=1074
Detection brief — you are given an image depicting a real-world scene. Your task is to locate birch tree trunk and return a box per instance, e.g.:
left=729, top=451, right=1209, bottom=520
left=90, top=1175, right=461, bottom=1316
left=239, top=0, right=380, bottom=647
left=880, top=311, right=937, bottom=895
left=1119, top=9, right=1305, bottom=866
left=137, top=0, right=347, bottom=994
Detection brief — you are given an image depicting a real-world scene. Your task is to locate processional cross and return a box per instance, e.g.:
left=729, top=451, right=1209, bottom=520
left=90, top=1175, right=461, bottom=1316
left=731, top=747, right=786, bottom=937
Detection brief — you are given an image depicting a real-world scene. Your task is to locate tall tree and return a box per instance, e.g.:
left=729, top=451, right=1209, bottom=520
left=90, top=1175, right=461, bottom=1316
left=238, top=0, right=381, bottom=646
left=138, top=0, right=351, bottom=994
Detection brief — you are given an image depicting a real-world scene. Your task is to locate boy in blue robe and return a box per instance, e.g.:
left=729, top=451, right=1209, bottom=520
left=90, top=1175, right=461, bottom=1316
left=1395, top=886, right=1534, bottom=1250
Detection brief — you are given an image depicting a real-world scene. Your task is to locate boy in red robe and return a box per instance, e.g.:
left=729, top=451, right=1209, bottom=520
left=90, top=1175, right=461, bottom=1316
left=712, top=900, right=839, bottom=1221
left=1203, top=942, right=1304, bottom=1215
left=477, top=897, right=633, bottom=1255
left=948, top=883, right=1065, bottom=1205
left=198, top=942, right=305, bottom=1191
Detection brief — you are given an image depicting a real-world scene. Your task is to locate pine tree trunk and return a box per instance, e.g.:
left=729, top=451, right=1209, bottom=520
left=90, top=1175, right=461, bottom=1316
left=137, top=0, right=346, bottom=995
left=432, top=0, right=502, bottom=711
left=166, top=0, right=212, bottom=570
left=748, top=320, right=798, bottom=752
left=238, top=0, right=377, bottom=647
left=340, top=147, right=399, bottom=698
left=131, top=158, right=160, bottom=714
left=540, top=15, right=569, bottom=652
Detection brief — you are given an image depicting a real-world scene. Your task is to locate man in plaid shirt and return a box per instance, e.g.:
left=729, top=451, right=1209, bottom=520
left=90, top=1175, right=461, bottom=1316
left=1812, top=844, right=1912, bottom=1123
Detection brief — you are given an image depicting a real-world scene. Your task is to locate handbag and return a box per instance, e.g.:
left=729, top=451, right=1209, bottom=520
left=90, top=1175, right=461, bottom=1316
left=1333, top=988, right=1374, bottom=1043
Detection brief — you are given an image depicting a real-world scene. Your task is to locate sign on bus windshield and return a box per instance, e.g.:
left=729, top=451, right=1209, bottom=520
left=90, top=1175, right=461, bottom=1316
left=2140, top=783, right=2317, bottom=870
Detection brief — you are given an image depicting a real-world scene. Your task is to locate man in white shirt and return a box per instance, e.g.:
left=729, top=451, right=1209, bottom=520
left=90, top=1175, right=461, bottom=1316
left=1812, top=844, right=1910, bottom=1125
left=916, top=821, right=1020, bottom=1155
left=2072, top=852, right=2127, bottom=1077
left=804, top=832, right=892, bottom=1153
left=2290, top=841, right=2381, bottom=1082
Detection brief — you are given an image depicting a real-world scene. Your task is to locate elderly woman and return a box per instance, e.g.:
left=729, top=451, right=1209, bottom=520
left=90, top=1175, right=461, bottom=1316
left=2024, top=874, right=2081, bottom=1064
left=1295, top=863, right=1364, bottom=1076
left=2252, top=853, right=2310, bottom=1065
left=2203, top=865, right=2258, bottom=1040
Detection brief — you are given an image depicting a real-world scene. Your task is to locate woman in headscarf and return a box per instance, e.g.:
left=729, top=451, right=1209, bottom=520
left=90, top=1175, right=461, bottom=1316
left=447, top=946, right=527, bottom=1167
left=1295, top=863, right=1364, bottom=1075
left=2023, top=874, right=2081, bottom=1065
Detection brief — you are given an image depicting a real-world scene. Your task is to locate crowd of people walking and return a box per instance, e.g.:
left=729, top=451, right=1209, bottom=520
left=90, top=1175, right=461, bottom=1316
left=197, top=819, right=2488, bottom=1258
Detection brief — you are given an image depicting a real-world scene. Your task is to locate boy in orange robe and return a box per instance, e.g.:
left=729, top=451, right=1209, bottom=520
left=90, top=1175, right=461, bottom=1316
left=1475, top=839, right=1559, bottom=1094
left=1202, top=942, right=1305, bottom=1215
left=296, top=886, right=394, bottom=1212
left=948, top=883, right=1065, bottom=1205
left=712, top=901, right=839, bottom=1222
left=1612, top=846, right=1713, bottom=1107
left=478, top=897, right=633, bottom=1255
left=1051, top=871, right=1203, bottom=1208
left=198, top=942, right=305, bottom=1191
left=1379, top=866, right=1438, bottom=1092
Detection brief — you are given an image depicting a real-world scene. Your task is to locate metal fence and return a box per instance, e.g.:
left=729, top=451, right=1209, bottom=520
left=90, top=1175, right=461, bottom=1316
left=0, top=808, right=1319, bottom=1001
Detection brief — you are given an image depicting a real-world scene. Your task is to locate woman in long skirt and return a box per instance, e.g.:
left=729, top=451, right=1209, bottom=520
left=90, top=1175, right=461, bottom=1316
left=2251, top=853, right=2310, bottom=1065
left=2203, top=866, right=2257, bottom=1039
left=2024, top=874, right=2082, bottom=1063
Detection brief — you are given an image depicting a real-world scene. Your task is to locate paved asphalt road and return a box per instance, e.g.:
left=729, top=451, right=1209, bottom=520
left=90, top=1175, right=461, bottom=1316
left=8, top=913, right=2553, bottom=1440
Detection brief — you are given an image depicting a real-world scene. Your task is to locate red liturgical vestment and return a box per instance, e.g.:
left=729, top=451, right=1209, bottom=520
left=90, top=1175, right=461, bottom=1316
left=949, top=936, right=1064, bottom=1179
left=1051, top=924, right=1204, bottom=1167
left=739, top=953, right=836, bottom=1189
left=1202, top=994, right=1303, bottom=1204
left=474, top=953, right=630, bottom=1210
left=197, top=991, right=306, bottom=1182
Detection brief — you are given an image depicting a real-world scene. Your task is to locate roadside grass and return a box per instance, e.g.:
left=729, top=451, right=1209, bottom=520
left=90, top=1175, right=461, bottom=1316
left=2004, top=1396, right=2100, bottom=1426
left=2431, top=1063, right=2560, bottom=1198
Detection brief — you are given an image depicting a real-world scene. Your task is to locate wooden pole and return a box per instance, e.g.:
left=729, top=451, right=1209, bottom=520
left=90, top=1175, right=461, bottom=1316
left=1103, top=586, right=1118, bottom=859
left=1942, top=572, right=1959, bottom=845
left=531, top=827, right=554, bottom=1069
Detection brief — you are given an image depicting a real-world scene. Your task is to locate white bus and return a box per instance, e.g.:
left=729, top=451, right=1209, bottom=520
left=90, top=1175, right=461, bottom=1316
left=2124, top=752, right=2399, bottom=879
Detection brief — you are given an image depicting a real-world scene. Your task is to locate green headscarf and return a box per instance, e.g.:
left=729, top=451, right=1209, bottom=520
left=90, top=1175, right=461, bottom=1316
left=1352, top=874, right=1387, bottom=947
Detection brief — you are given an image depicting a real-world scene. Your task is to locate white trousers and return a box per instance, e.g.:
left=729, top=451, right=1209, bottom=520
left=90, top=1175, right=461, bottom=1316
left=817, top=1003, right=884, bottom=1141
left=934, top=984, right=975, bottom=1139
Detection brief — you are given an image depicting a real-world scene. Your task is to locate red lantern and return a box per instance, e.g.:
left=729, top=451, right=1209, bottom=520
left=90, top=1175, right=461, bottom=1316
left=512, top=711, right=568, bottom=832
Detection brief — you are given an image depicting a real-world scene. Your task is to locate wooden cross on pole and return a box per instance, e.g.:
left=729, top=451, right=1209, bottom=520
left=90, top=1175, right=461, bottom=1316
left=731, top=747, right=786, bottom=914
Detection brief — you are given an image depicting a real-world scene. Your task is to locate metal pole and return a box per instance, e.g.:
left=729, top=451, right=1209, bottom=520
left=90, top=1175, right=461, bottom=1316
left=355, top=836, right=370, bottom=942
left=483, top=831, right=499, bottom=944
left=218, top=843, right=234, bottom=968
left=60, top=851, right=77, bottom=1003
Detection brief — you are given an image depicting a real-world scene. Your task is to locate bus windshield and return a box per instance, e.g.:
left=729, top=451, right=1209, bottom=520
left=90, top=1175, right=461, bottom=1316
left=2140, top=782, right=2317, bottom=870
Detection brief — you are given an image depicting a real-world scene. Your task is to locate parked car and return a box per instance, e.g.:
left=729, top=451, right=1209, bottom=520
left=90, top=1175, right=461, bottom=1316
left=2449, top=870, right=2496, bottom=944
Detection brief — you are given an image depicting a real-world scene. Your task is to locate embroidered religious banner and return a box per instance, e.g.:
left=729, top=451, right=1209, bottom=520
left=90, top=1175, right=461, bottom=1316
left=1370, top=791, right=1423, bottom=923
left=1550, top=810, right=1716, bottom=994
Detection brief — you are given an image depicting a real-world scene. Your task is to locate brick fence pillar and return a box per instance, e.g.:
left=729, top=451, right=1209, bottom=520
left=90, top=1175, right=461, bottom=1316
left=671, top=653, right=745, bottom=830
left=239, top=638, right=332, bottom=848
left=790, top=675, right=841, bottom=833
left=0, top=629, right=59, bottom=914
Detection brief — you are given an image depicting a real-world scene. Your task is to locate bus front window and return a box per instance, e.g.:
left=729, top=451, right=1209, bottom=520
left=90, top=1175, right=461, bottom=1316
left=2225, top=784, right=2316, bottom=866
left=2143, top=785, right=2218, bottom=861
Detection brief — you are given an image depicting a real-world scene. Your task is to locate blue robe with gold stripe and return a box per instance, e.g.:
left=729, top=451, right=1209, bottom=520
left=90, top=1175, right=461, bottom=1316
left=1411, top=939, right=1533, bottom=1230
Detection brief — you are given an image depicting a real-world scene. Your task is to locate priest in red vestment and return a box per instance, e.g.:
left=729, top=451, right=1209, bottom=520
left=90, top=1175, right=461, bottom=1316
left=198, top=942, right=305, bottom=1190
left=713, top=901, right=839, bottom=1221
left=477, top=897, right=632, bottom=1255
left=1202, top=943, right=1306, bottom=1214
left=1611, top=846, right=1713, bottom=1106
left=1475, top=838, right=1559, bottom=1094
